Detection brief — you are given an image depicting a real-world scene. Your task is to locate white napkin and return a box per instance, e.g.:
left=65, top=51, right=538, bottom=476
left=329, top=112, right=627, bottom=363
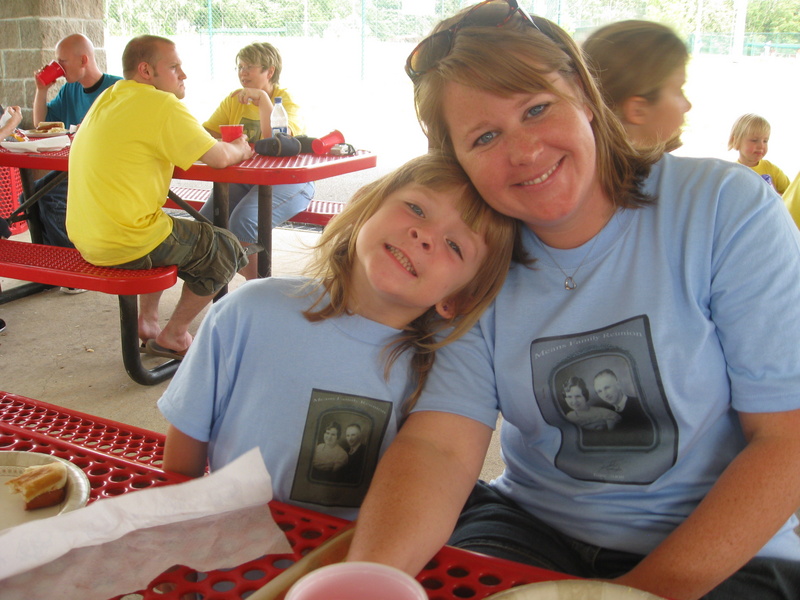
left=0, top=448, right=292, bottom=599
left=0, top=135, right=70, bottom=153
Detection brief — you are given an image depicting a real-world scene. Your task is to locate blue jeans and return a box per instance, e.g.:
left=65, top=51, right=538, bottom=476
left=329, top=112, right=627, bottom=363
left=199, top=181, right=315, bottom=244
left=449, top=481, right=800, bottom=599
left=28, top=171, right=73, bottom=248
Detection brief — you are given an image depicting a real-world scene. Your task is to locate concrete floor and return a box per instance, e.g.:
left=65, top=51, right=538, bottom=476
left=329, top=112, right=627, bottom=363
left=0, top=171, right=506, bottom=481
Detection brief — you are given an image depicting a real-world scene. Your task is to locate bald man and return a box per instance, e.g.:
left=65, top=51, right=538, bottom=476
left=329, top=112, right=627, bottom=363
left=33, top=33, right=121, bottom=127
left=28, top=34, right=123, bottom=256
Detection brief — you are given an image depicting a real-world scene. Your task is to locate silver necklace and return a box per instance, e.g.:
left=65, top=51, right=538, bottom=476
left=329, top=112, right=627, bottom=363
left=538, top=233, right=601, bottom=291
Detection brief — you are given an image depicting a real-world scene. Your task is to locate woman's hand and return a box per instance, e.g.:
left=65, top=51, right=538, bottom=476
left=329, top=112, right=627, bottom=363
left=232, top=88, right=270, bottom=107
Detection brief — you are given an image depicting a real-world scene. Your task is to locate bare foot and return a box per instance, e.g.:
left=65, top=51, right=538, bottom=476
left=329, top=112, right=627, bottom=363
left=138, top=316, right=162, bottom=345
left=154, top=331, right=193, bottom=354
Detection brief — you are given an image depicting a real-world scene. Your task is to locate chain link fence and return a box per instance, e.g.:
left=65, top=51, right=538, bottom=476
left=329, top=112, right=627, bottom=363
left=102, top=1, right=800, bottom=178
left=104, top=1, right=479, bottom=167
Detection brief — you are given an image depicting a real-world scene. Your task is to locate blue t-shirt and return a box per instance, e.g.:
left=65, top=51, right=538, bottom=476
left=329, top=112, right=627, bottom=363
left=415, top=153, right=800, bottom=560
left=45, top=73, right=122, bottom=127
left=158, top=277, right=413, bottom=521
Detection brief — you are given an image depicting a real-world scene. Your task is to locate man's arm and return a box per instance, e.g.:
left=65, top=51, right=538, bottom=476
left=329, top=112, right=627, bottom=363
left=32, top=73, right=53, bottom=126
left=346, top=411, right=493, bottom=574
left=200, top=137, right=253, bottom=168
left=163, top=424, right=208, bottom=478
left=614, top=408, right=800, bottom=599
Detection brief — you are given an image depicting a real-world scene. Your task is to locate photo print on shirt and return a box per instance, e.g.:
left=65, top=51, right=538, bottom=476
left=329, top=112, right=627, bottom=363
left=290, top=388, right=393, bottom=508
left=531, top=315, right=679, bottom=484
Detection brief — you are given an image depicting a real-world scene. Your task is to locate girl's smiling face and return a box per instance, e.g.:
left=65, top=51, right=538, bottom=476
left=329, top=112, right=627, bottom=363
left=351, top=183, right=488, bottom=329
left=442, top=73, right=613, bottom=249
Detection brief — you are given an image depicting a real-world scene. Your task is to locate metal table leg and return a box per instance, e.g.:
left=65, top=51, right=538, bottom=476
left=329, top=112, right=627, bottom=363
left=118, top=294, right=180, bottom=385
left=257, top=184, right=273, bottom=277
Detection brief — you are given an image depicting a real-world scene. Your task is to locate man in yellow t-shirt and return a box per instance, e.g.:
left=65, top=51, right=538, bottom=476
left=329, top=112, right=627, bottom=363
left=67, top=35, right=253, bottom=359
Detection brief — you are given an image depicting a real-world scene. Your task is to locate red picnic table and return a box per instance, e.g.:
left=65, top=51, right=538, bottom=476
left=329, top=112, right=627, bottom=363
left=0, top=142, right=377, bottom=277
left=0, top=390, right=576, bottom=600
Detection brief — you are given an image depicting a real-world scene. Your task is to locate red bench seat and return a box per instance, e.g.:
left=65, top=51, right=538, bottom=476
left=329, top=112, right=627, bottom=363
left=0, top=239, right=179, bottom=385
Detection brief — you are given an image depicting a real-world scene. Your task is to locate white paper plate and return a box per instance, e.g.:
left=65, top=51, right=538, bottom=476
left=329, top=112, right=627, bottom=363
left=20, top=129, right=69, bottom=138
left=485, top=580, right=667, bottom=600
left=0, top=136, right=70, bottom=153
left=0, top=451, right=91, bottom=531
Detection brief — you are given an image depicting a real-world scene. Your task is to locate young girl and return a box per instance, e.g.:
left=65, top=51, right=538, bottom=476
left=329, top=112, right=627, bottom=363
left=582, top=20, right=691, bottom=150
left=200, top=41, right=315, bottom=279
left=728, top=113, right=790, bottom=194
left=158, top=152, right=517, bottom=520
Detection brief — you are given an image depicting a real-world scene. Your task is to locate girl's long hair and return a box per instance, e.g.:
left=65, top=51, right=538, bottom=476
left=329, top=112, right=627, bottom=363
left=302, top=152, right=517, bottom=416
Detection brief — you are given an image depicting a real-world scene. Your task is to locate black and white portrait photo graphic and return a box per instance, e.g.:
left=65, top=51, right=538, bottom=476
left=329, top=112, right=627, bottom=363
left=290, top=389, right=393, bottom=508
left=531, top=315, right=679, bottom=484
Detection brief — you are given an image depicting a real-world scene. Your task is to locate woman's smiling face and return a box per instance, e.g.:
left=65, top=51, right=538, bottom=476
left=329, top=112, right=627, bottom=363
left=442, top=73, right=613, bottom=248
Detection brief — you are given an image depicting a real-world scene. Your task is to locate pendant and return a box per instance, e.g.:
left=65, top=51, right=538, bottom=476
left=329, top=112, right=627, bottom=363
left=564, top=277, right=577, bottom=290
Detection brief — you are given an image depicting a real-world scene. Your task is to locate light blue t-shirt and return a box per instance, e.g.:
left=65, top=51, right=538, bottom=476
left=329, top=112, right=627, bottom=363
left=415, top=153, right=800, bottom=560
left=158, top=277, right=413, bottom=521
left=45, top=74, right=122, bottom=127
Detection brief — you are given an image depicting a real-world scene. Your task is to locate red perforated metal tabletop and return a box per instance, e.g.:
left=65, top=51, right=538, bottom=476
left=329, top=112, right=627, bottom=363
left=0, top=391, right=573, bottom=599
left=0, top=144, right=376, bottom=186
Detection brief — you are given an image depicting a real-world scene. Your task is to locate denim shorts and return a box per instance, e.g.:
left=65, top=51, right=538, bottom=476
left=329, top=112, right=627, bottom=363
left=116, top=215, right=247, bottom=296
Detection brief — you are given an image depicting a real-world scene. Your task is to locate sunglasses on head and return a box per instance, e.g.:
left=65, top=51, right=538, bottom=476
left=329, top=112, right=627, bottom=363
left=405, top=0, right=541, bottom=80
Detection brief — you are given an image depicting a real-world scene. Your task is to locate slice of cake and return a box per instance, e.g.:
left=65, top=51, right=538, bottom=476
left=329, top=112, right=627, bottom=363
left=5, top=461, right=68, bottom=510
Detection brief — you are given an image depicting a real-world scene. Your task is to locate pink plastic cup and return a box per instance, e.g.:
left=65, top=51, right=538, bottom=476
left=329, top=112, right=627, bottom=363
left=311, top=129, right=345, bottom=155
left=36, top=61, right=65, bottom=86
left=220, top=124, right=244, bottom=142
left=284, top=562, right=427, bottom=600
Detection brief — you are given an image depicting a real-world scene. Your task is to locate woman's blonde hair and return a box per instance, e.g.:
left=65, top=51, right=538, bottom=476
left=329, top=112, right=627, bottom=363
left=413, top=7, right=660, bottom=209
left=582, top=20, right=689, bottom=113
left=303, top=152, right=518, bottom=415
left=728, top=113, right=770, bottom=151
left=237, top=42, right=282, bottom=84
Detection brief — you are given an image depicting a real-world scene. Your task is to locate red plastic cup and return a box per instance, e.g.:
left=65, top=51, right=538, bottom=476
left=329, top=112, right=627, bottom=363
left=285, top=562, right=427, bottom=600
left=36, top=61, right=65, bottom=86
left=220, top=124, right=244, bottom=142
left=312, top=129, right=345, bottom=155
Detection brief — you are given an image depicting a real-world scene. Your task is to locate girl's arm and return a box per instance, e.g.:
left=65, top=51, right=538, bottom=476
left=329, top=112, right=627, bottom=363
left=163, top=424, right=209, bottom=478
left=614, top=408, right=800, bottom=600
left=0, top=106, right=23, bottom=139
left=346, top=411, right=493, bottom=574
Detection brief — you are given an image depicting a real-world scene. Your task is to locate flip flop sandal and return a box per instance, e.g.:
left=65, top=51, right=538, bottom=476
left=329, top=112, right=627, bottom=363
left=144, top=339, right=188, bottom=360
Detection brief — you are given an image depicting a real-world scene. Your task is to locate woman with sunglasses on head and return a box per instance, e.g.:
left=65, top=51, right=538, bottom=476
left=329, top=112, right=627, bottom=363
left=346, top=3, right=800, bottom=599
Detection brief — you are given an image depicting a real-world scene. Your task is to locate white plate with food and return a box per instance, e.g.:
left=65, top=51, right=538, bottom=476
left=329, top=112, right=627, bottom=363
left=21, top=121, right=69, bottom=137
left=485, top=580, right=667, bottom=599
left=0, top=136, right=71, bottom=153
left=21, top=129, right=69, bottom=138
left=0, top=451, right=91, bottom=531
